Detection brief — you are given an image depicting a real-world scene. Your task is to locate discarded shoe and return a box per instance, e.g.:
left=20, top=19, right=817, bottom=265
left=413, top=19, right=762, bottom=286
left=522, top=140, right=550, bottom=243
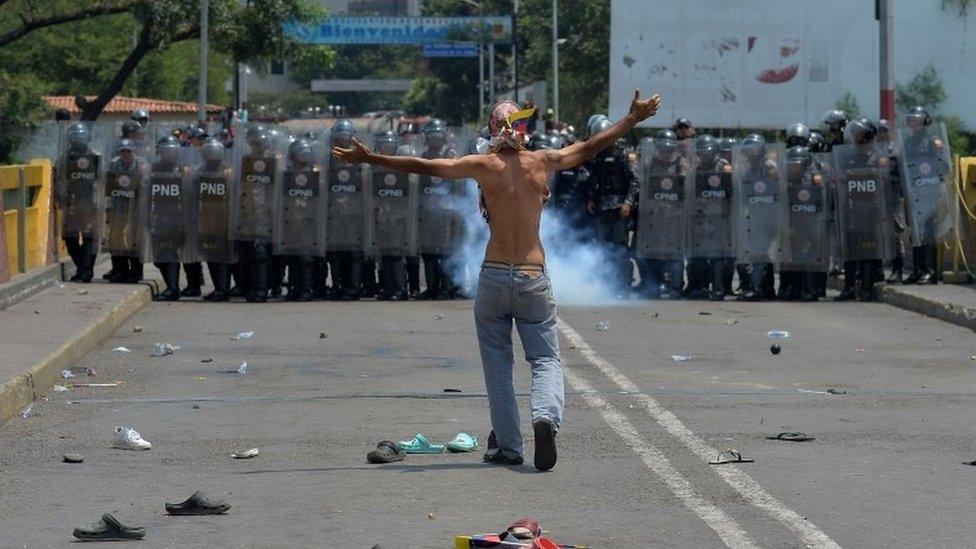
left=445, top=432, right=479, bottom=453
left=366, top=441, right=406, bottom=463
left=73, top=513, right=145, bottom=541
left=112, top=426, right=152, bottom=450
left=533, top=419, right=558, bottom=472
left=708, top=448, right=754, bottom=465
left=63, top=453, right=85, bottom=463
left=765, top=432, right=815, bottom=442
left=231, top=448, right=259, bottom=459
left=397, top=433, right=445, bottom=454
left=165, top=491, right=231, bottom=515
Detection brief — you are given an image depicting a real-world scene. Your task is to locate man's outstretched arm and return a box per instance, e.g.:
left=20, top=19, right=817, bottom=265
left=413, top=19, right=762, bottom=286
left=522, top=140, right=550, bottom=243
left=332, top=138, right=483, bottom=180
left=544, top=90, right=661, bottom=172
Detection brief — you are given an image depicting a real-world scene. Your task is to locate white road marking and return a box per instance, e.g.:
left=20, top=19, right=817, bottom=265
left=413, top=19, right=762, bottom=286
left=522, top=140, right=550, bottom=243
left=557, top=317, right=842, bottom=549
left=562, top=366, right=760, bottom=548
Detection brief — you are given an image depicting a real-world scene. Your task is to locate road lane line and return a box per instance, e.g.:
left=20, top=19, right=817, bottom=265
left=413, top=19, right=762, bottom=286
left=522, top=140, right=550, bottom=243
left=557, top=317, right=842, bottom=549
left=562, top=366, right=760, bottom=548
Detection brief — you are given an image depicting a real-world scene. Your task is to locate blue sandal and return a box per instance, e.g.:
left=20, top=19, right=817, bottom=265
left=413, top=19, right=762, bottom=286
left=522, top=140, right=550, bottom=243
left=445, top=432, right=479, bottom=453
left=397, top=433, right=445, bottom=454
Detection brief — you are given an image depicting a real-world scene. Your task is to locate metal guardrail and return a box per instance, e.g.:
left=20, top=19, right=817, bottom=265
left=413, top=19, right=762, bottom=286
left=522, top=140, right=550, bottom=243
left=17, top=167, right=27, bottom=274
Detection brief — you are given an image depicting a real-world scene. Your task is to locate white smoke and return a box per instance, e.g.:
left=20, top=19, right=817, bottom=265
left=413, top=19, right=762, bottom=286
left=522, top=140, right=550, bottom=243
left=447, top=179, right=629, bottom=305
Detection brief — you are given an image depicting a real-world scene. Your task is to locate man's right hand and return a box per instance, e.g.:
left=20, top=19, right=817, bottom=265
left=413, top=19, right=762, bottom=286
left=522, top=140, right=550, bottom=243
left=629, top=90, right=662, bottom=123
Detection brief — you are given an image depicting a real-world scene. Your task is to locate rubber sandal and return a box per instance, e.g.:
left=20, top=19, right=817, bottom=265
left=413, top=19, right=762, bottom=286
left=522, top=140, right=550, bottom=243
left=73, top=513, right=146, bottom=541
left=397, top=433, right=445, bottom=454
left=367, top=440, right=406, bottom=463
left=765, top=432, right=815, bottom=442
left=708, top=449, right=755, bottom=465
left=445, top=432, right=479, bottom=453
left=165, top=491, right=231, bottom=515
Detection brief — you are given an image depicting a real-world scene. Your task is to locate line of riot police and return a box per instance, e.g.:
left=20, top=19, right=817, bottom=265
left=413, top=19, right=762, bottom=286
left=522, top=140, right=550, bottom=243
left=55, top=114, right=480, bottom=303
left=535, top=107, right=954, bottom=302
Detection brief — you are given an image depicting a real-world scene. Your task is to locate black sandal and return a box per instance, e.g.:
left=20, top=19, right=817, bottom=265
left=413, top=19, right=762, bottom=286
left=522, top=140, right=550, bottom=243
left=709, top=449, right=755, bottom=465
left=367, top=441, right=406, bottom=464
left=765, top=432, right=815, bottom=442
left=73, top=513, right=146, bottom=541
left=165, top=491, right=231, bottom=515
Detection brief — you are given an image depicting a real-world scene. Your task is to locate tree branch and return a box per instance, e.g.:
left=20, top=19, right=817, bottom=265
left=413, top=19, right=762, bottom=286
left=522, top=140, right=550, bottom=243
left=77, top=23, right=200, bottom=121
left=0, top=3, right=133, bottom=49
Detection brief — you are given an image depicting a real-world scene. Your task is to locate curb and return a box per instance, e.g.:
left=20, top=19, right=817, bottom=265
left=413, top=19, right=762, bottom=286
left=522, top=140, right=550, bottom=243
left=877, top=284, right=976, bottom=332
left=0, top=278, right=159, bottom=424
left=0, top=255, right=110, bottom=311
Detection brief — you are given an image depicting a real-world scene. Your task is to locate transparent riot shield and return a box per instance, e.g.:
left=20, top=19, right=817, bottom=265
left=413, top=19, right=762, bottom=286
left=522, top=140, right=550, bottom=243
left=324, top=152, right=369, bottom=253
left=415, top=141, right=458, bottom=255
left=187, top=141, right=236, bottom=263
left=274, top=140, right=326, bottom=257
left=636, top=139, right=691, bottom=260
left=898, top=122, right=953, bottom=246
left=779, top=154, right=829, bottom=271
left=733, top=144, right=784, bottom=264
left=57, top=121, right=106, bottom=243
left=232, top=123, right=285, bottom=243
left=368, top=163, right=417, bottom=257
left=142, top=144, right=193, bottom=264
left=832, top=144, right=892, bottom=262
left=101, top=136, right=149, bottom=258
left=686, top=156, right=734, bottom=259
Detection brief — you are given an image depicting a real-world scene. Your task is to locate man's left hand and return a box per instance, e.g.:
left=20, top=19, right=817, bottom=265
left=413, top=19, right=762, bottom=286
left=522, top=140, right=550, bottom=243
left=332, top=137, right=372, bottom=164
left=620, top=203, right=632, bottom=219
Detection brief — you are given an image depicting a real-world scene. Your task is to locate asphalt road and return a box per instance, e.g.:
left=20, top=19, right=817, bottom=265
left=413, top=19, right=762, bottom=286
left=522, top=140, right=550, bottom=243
left=1, top=295, right=974, bottom=548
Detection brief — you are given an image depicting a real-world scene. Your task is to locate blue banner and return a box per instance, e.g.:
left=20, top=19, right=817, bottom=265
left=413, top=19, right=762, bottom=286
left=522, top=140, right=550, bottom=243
left=422, top=43, right=480, bottom=58
left=285, top=16, right=513, bottom=45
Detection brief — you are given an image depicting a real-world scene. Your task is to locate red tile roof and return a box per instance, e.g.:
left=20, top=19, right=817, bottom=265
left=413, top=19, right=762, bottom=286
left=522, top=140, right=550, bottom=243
left=45, top=96, right=224, bottom=115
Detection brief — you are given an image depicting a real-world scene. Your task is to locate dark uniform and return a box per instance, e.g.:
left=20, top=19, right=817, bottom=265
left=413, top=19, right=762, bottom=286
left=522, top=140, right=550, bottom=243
left=585, top=136, right=639, bottom=295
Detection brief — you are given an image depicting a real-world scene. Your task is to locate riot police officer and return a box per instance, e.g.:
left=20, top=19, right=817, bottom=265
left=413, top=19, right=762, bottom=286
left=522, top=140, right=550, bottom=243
left=686, top=134, right=734, bottom=300
left=147, top=135, right=187, bottom=301
left=416, top=119, right=458, bottom=300
left=103, top=139, right=147, bottom=283
left=781, top=145, right=829, bottom=301
left=735, top=133, right=781, bottom=301
left=194, top=137, right=235, bottom=301
left=325, top=119, right=367, bottom=300
left=585, top=116, right=639, bottom=295
left=549, top=135, right=589, bottom=234
left=278, top=138, right=322, bottom=301
left=370, top=131, right=416, bottom=301
left=821, top=109, right=848, bottom=151
left=235, top=124, right=279, bottom=303
left=59, top=123, right=102, bottom=283
left=877, top=119, right=907, bottom=283
left=778, top=123, right=812, bottom=299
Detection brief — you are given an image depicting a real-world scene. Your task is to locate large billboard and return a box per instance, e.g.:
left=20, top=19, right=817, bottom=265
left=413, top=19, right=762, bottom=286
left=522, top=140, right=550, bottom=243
left=609, top=0, right=878, bottom=128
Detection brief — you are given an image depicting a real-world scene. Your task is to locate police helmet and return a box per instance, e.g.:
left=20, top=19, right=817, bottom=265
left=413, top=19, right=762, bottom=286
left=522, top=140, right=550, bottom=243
left=478, top=125, right=491, bottom=140
left=131, top=108, right=150, bottom=124
left=116, top=139, right=135, bottom=154
left=120, top=120, right=141, bottom=139
left=821, top=109, right=848, bottom=131
left=303, top=131, right=318, bottom=142
left=245, top=124, right=268, bottom=141
left=807, top=131, right=827, bottom=153
left=528, top=131, right=553, bottom=151
left=718, top=137, right=737, bottom=152
left=785, top=123, right=811, bottom=148
left=423, top=119, right=448, bottom=148
left=156, top=135, right=181, bottom=162
left=786, top=145, right=812, bottom=170
left=654, top=129, right=679, bottom=157
left=330, top=118, right=357, bottom=138
left=66, top=123, right=91, bottom=150
left=586, top=114, right=608, bottom=137
left=694, top=134, right=719, bottom=162
left=288, top=138, right=313, bottom=165
left=741, top=133, right=767, bottom=159
left=906, top=106, right=932, bottom=127
left=188, top=125, right=208, bottom=140
left=201, top=137, right=225, bottom=163
left=590, top=118, right=613, bottom=138
left=375, top=131, right=399, bottom=156
left=844, top=117, right=877, bottom=145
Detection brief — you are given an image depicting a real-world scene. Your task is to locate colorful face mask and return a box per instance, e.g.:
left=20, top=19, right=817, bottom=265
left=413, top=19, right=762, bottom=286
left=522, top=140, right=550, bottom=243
left=489, top=107, right=536, bottom=153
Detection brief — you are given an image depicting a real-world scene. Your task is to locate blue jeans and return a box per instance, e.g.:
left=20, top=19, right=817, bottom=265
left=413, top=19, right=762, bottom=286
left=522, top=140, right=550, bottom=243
left=474, top=264, right=565, bottom=458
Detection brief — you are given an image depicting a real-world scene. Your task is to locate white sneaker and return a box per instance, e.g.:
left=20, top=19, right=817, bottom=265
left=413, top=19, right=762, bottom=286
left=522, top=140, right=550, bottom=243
left=112, top=426, right=152, bottom=450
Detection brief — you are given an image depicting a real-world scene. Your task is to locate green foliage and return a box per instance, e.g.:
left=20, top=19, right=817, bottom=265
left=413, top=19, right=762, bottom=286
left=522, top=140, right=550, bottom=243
left=0, top=71, right=51, bottom=163
left=895, top=63, right=947, bottom=111
left=835, top=91, right=861, bottom=118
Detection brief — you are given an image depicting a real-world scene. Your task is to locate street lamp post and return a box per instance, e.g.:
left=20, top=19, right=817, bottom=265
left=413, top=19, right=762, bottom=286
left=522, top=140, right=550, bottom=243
left=551, top=0, right=558, bottom=123
left=198, top=0, right=209, bottom=122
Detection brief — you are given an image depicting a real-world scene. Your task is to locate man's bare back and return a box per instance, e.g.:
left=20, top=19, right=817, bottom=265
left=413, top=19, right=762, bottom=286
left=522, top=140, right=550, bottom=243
left=332, top=90, right=662, bottom=266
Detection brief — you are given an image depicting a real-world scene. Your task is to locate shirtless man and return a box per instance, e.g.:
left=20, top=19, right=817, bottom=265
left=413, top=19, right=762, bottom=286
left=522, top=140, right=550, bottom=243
left=333, top=90, right=662, bottom=471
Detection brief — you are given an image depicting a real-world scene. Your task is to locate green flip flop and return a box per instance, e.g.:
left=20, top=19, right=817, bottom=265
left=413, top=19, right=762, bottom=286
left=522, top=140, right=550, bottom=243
left=445, top=432, right=479, bottom=453
left=397, top=433, right=445, bottom=454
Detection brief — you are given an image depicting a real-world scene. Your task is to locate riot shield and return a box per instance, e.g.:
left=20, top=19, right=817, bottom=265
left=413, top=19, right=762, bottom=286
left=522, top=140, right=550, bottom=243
left=898, top=123, right=953, bottom=246
left=233, top=123, right=284, bottom=243
left=274, top=140, right=326, bottom=257
left=187, top=141, right=236, bottom=263
left=686, top=157, right=734, bottom=259
left=733, top=144, right=784, bottom=264
left=142, top=145, right=192, bottom=263
left=636, top=139, right=691, bottom=260
left=58, top=121, right=105, bottom=242
left=832, top=144, right=892, bottom=262
left=416, top=142, right=459, bottom=255
left=779, top=154, right=829, bottom=271
left=324, top=153, right=369, bottom=253
left=101, top=137, right=149, bottom=258
left=368, top=164, right=417, bottom=257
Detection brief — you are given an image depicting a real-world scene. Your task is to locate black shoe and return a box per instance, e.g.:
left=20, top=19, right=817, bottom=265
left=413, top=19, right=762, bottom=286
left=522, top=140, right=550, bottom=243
left=389, top=292, right=408, bottom=301
left=482, top=431, right=524, bottom=466
left=801, top=292, right=819, bottom=302
left=269, top=286, right=283, bottom=298
left=295, top=290, right=314, bottom=302
left=229, top=285, right=245, bottom=298
left=708, top=291, right=725, bottom=301
left=737, top=289, right=760, bottom=302
left=886, top=270, right=903, bottom=284
left=154, top=288, right=180, bottom=302
left=904, top=270, right=923, bottom=284
left=434, top=292, right=453, bottom=301
left=107, top=271, right=129, bottom=283
left=834, top=288, right=856, bottom=301
left=180, top=286, right=202, bottom=298
left=532, top=419, right=558, bottom=472
left=101, top=269, right=115, bottom=281
left=73, top=513, right=146, bottom=541
left=685, top=289, right=708, bottom=300
left=165, top=491, right=231, bottom=516
left=918, top=270, right=935, bottom=285
left=416, top=289, right=436, bottom=301
left=375, top=292, right=392, bottom=301
left=204, top=290, right=229, bottom=302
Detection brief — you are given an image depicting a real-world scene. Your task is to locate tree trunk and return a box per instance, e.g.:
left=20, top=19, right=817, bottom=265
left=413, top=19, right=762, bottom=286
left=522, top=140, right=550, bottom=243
left=76, top=23, right=154, bottom=121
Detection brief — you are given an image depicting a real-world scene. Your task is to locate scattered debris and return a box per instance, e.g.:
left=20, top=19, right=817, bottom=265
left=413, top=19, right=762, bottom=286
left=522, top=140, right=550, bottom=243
left=113, top=426, right=152, bottom=450
left=150, top=342, right=179, bottom=357
left=20, top=405, right=33, bottom=419
left=427, top=512, right=435, bottom=520
left=63, top=453, right=85, bottom=463
left=652, top=312, right=660, bottom=318
left=201, top=358, right=213, bottom=363
left=826, top=389, right=847, bottom=395
left=165, top=491, right=231, bottom=516
left=191, top=405, right=200, bottom=409
left=596, top=320, right=611, bottom=331
left=797, top=389, right=829, bottom=395
left=34, top=310, right=39, bottom=315
left=770, top=344, right=782, bottom=355
left=231, top=448, right=259, bottom=459
left=725, top=318, right=738, bottom=325
left=58, top=283, right=66, bottom=289
left=112, top=346, right=132, bottom=353
left=433, top=314, right=443, bottom=320
left=443, top=388, right=462, bottom=393
left=53, top=384, right=69, bottom=393
left=765, top=432, right=814, bottom=442
left=232, top=331, right=255, bottom=340
left=670, top=354, right=692, bottom=362
left=72, top=513, right=145, bottom=541
left=70, top=382, right=120, bottom=388
left=319, top=332, right=328, bottom=339
left=962, top=460, right=976, bottom=466
left=77, top=289, right=89, bottom=295
left=698, top=311, right=712, bottom=316
left=708, top=448, right=754, bottom=465
left=236, top=362, right=248, bottom=375
left=85, top=367, right=97, bottom=377
left=133, top=326, right=143, bottom=333
left=193, top=376, right=207, bottom=381
left=61, top=369, right=76, bottom=379
left=766, top=330, right=790, bottom=339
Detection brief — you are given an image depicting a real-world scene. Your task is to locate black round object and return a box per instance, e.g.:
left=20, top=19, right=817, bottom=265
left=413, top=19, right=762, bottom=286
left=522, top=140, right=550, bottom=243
left=770, top=344, right=782, bottom=355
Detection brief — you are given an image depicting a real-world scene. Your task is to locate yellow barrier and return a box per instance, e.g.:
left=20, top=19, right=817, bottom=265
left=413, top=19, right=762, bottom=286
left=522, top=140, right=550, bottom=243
left=948, top=155, right=976, bottom=281
left=1, top=159, right=56, bottom=278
